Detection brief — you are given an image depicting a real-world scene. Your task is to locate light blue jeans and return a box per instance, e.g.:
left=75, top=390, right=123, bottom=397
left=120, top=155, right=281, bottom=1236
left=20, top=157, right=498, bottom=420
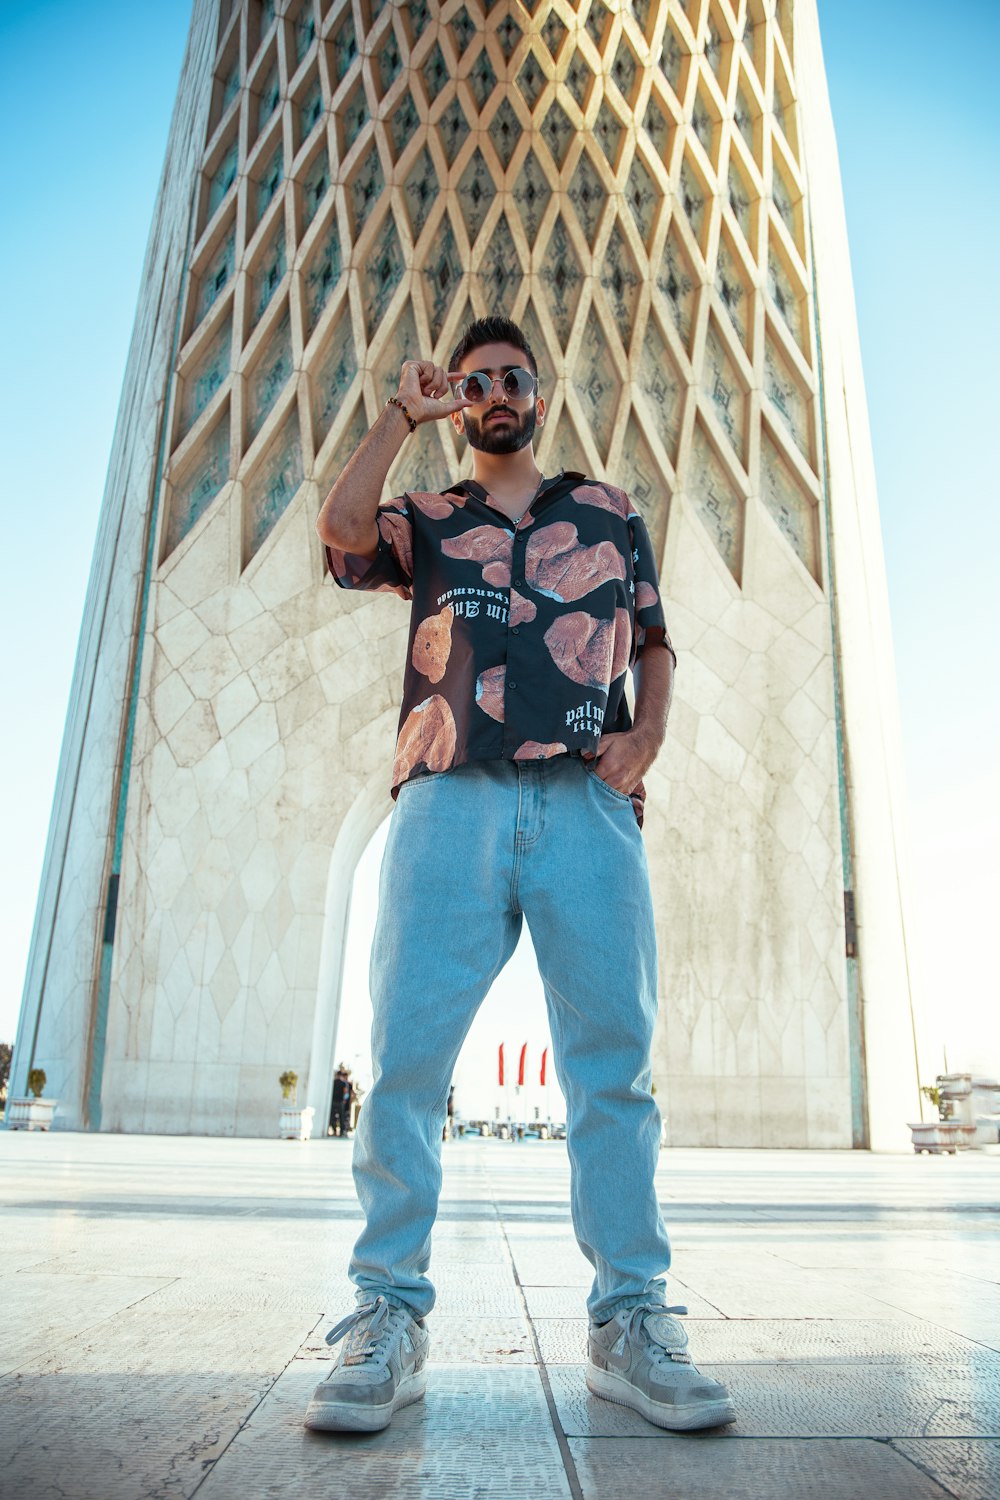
left=349, top=754, right=672, bottom=1324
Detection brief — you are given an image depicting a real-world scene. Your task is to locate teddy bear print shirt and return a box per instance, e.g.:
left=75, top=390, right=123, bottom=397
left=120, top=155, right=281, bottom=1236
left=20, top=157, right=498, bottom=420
left=325, top=471, right=675, bottom=827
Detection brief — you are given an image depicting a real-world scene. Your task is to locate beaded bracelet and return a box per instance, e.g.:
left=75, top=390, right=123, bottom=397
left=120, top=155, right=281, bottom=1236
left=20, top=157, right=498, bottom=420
left=386, top=396, right=416, bottom=433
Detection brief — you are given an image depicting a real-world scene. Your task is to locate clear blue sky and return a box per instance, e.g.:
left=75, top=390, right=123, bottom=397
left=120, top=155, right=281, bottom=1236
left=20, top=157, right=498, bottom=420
left=1, top=1, right=997, bottom=1080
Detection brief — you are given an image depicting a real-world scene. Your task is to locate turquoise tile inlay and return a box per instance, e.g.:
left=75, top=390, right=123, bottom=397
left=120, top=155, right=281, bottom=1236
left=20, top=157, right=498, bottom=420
left=404, top=147, right=437, bottom=239
left=220, top=56, right=240, bottom=116
left=304, top=218, right=342, bottom=337
left=767, top=246, right=804, bottom=350
left=457, top=149, right=495, bottom=245
left=567, top=150, right=605, bottom=249
left=490, top=98, right=520, bottom=170
left=361, top=215, right=404, bottom=338
left=541, top=11, right=566, bottom=58
left=540, top=98, right=573, bottom=168
left=312, top=311, right=358, bottom=444
left=423, top=219, right=463, bottom=342
left=496, top=12, right=521, bottom=60
left=451, top=6, right=476, bottom=55
left=512, top=149, right=550, bottom=246
left=689, top=423, right=741, bottom=576
left=178, top=312, right=232, bottom=441
left=332, top=13, right=357, bottom=82
left=440, top=97, right=470, bottom=167
left=600, top=220, right=640, bottom=347
left=300, top=146, right=329, bottom=234
left=250, top=226, right=286, bottom=329
left=166, top=409, right=230, bottom=555
left=625, top=153, right=658, bottom=245
left=255, top=143, right=284, bottom=225
left=195, top=230, right=236, bottom=325
left=247, top=309, right=293, bottom=442
left=378, top=25, right=401, bottom=95
left=538, top=214, right=581, bottom=348
left=350, top=145, right=384, bottom=234
left=421, top=43, right=448, bottom=105
left=735, top=85, right=757, bottom=156
left=516, top=49, right=545, bottom=111
left=298, top=74, right=323, bottom=147
left=469, top=48, right=497, bottom=111
left=207, top=139, right=239, bottom=218
left=657, top=227, right=697, bottom=348
left=692, top=93, right=714, bottom=157
left=680, top=158, right=706, bottom=241
left=659, top=24, right=685, bottom=95
left=389, top=90, right=419, bottom=159
left=407, top=0, right=431, bottom=41
left=341, top=80, right=370, bottom=153
left=715, top=235, right=750, bottom=351
left=704, top=320, right=747, bottom=463
left=594, top=99, right=623, bottom=168
left=293, top=3, right=316, bottom=65
left=585, top=1, right=609, bottom=47
left=611, top=37, right=638, bottom=103
left=639, top=314, right=683, bottom=462
left=577, top=315, right=620, bottom=461
left=565, top=51, right=592, bottom=111
left=761, top=431, right=816, bottom=577
left=256, top=58, right=281, bottom=139
left=728, top=159, right=752, bottom=243
left=476, top=212, right=520, bottom=314
left=247, top=413, right=304, bottom=556
left=764, top=338, right=810, bottom=460
left=773, top=163, right=797, bottom=238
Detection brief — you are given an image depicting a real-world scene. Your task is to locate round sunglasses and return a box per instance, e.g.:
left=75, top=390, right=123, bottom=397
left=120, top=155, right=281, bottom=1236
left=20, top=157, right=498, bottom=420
left=449, top=367, right=537, bottom=403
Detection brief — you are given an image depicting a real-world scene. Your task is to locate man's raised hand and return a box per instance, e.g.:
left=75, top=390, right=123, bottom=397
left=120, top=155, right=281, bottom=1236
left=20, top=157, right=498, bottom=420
left=394, top=360, right=472, bottom=425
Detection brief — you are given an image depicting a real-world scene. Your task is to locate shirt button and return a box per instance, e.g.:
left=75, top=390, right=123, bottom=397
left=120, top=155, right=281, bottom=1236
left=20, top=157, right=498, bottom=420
left=511, top=627, right=519, bottom=635
left=509, top=681, right=516, bottom=690
left=513, top=578, right=524, bottom=588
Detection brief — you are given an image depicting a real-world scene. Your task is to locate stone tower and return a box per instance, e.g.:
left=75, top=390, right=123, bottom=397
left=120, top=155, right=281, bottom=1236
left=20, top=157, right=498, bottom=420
left=9, top=0, right=922, bottom=1148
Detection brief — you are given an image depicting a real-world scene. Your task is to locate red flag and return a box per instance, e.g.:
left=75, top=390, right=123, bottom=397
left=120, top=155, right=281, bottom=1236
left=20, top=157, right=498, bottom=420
left=518, top=1043, right=527, bottom=1087
left=540, top=1047, right=548, bottom=1086
left=498, top=1043, right=504, bottom=1086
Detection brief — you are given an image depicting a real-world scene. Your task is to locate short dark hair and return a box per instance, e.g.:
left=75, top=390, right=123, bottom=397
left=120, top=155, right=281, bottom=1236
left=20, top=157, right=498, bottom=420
left=449, top=315, right=537, bottom=378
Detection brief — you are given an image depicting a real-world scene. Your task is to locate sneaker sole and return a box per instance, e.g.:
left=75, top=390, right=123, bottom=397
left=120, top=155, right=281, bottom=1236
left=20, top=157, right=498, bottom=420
left=304, top=1368, right=427, bottom=1433
left=586, top=1366, right=736, bottom=1432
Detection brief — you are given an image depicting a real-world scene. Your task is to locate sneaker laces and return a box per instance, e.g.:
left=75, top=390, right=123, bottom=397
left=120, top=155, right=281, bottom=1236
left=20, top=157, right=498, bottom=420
left=325, top=1295, right=407, bottom=1367
left=623, top=1302, right=693, bottom=1367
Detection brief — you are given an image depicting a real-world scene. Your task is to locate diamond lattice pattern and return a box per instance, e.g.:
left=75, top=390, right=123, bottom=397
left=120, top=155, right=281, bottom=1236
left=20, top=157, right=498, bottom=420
left=162, top=0, right=821, bottom=583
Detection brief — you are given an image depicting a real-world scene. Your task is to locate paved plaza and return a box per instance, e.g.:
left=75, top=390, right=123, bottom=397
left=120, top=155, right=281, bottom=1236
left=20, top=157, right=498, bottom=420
left=0, top=1130, right=997, bottom=1500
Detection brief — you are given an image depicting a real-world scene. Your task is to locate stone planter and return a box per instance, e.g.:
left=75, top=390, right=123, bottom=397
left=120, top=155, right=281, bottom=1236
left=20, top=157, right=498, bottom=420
left=908, top=1121, right=978, bottom=1155
left=279, top=1104, right=315, bottom=1141
left=7, top=1097, right=58, bottom=1131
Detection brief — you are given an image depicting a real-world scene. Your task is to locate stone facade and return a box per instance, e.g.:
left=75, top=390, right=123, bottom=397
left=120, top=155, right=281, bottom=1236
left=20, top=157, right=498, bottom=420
left=9, top=0, right=923, bottom=1148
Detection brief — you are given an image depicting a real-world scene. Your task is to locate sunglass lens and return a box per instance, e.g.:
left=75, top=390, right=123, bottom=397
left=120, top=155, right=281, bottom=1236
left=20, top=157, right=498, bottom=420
left=462, top=373, right=489, bottom=401
left=503, top=368, right=534, bottom=398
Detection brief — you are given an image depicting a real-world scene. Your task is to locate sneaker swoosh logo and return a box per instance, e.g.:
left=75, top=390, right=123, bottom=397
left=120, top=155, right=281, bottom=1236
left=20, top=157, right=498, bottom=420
left=399, top=1344, right=417, bottom=1376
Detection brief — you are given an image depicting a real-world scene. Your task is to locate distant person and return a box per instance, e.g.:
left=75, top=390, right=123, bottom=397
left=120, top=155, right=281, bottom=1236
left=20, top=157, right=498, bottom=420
left=330, top=1065, right=353, bottom=1138
left=443, top=1084, right=455, bottom=1142
left=306, top=316, right=734, bottom=1436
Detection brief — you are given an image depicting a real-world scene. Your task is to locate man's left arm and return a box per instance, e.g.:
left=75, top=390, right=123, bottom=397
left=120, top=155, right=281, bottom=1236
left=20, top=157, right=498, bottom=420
left=588, top=643, right=673, bottom=794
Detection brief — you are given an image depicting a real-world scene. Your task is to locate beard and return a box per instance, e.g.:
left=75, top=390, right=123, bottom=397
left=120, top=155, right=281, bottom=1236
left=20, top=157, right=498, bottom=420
left=463, top=403, right=538, bottom=454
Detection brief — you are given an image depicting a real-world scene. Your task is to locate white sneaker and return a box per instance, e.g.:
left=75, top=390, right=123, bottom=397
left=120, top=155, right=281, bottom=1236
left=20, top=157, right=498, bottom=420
left=587, top=1303, right=735, bottom=1431
left=304, top=1296, right=430, bottom=1432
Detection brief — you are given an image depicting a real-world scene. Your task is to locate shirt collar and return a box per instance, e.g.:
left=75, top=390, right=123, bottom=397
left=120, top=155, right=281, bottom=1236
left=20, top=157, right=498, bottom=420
left=443, top=469, right=585, bottom=500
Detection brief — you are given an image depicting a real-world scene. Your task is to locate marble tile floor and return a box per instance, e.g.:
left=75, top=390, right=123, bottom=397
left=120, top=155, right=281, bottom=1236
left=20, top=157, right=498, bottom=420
left=0, top=1132, right=997, bottom=1500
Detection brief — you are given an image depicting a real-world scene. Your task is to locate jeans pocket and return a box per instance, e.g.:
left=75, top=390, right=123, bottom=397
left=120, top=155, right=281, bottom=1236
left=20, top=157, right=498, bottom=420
left=585, top=763, right=632, bottom=804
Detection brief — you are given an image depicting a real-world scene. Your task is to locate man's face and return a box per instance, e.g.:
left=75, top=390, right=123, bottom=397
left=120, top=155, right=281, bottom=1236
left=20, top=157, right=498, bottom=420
left=452, top=341, right=545, bottom=455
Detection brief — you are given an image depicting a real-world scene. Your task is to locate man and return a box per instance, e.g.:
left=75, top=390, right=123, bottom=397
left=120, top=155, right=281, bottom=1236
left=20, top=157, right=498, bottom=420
left=330, top=1064, right=353, bottom=1138
left=306, top=316, right=735, bottom=1436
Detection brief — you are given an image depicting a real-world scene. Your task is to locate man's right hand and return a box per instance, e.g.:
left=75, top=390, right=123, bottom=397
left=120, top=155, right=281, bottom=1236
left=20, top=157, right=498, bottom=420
left=395, top=360, right=472, bottom=425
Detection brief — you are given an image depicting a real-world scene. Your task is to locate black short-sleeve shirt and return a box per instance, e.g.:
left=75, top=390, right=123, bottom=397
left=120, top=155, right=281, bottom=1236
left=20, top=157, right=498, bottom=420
left=325, top=471, right=675, bottom=827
